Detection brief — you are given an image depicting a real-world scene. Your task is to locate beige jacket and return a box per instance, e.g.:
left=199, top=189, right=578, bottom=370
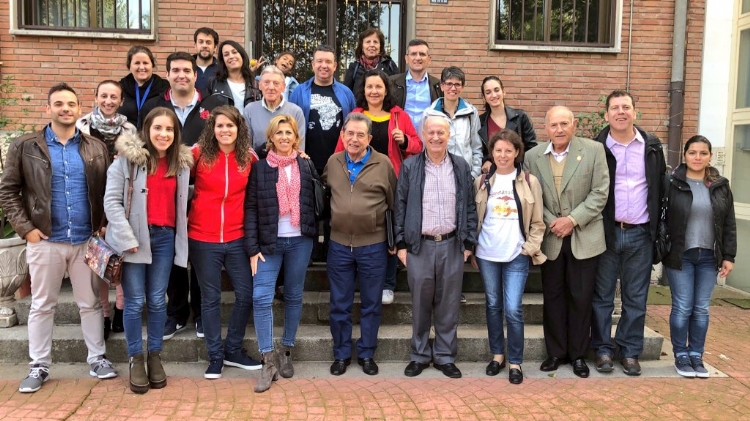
left=474, top=168, right=547, bottom=265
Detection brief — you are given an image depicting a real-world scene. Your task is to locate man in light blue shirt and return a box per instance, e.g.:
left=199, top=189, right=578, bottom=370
left=390, top=40, right=443, bottom=132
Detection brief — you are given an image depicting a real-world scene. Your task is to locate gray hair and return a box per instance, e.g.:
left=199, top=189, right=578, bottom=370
left=420, top=114, right=451, bottom=135
left=343, top=112, right=372, bottom=135
left=260, top=65, right=285, bottom=79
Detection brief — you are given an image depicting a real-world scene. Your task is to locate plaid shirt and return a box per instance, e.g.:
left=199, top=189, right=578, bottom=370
left=421, top=153, right=457, bottom=235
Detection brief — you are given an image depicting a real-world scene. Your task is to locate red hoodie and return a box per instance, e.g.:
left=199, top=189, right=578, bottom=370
left=188, top=146, right=257, bottom=243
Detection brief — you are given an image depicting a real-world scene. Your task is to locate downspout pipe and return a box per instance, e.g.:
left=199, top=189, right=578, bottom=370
left=667, top=0, right=689, bottom=169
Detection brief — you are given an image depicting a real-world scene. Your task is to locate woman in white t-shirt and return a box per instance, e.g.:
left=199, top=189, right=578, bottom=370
left=206, top=40, right=261, bottom=112
left=472, top=129, right=546, bottom=385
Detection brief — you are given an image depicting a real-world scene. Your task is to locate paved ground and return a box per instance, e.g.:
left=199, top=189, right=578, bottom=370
left=2, top=303, right=750, bottom=420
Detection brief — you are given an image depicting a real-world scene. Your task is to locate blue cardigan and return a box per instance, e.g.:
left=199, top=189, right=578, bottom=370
left=289, top=79, right=356, bottom=122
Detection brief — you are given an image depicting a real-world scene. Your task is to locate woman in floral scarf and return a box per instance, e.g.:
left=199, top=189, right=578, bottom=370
left=343, top=27, right=399, bottom=92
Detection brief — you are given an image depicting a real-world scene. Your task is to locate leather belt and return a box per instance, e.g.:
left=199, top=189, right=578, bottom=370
left=616, top=221, right=646, bottom=230
left=421, top=231, right=456, bottom=242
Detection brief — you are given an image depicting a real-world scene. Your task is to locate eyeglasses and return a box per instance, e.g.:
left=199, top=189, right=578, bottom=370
left=442, top=82, right=463, bottom=89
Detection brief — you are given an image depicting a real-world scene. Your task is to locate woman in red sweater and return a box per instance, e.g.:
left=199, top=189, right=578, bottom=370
left=188, top=106, right=260, bottom=379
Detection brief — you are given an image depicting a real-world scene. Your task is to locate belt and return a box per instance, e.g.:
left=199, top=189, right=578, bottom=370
left=421, top=231, right=456, bottom=242
left=616, top=221, right=646, bottom=230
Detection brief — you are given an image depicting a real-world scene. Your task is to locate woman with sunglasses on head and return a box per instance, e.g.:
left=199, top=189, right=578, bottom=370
left=104, top=107, right=193, bottom=394
left=77, top=79, right=137, bottom=339
left=662, top=135, right=736, bottom=379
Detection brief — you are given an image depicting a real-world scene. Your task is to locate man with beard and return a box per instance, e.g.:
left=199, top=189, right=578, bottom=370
left=193, top=27, right=219, bottom=92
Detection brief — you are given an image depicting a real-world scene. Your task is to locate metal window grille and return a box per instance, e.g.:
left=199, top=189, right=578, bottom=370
left=495, top=0, right=615, bottom=46
left=19, top=0, right=151, bottom=32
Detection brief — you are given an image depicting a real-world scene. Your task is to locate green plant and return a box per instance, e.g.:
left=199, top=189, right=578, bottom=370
left=0, top=208, right=17, bottom=239
left=0, top=75, right=33, bottom=133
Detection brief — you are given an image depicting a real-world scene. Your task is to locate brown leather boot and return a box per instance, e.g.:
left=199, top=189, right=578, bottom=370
left=129, top=354, right=149, bottom=394
left=278, top=346, right=294, bottom=378
left=254, top=351, right=278, bottom=393
left=147, top=351, right=167, bottom=389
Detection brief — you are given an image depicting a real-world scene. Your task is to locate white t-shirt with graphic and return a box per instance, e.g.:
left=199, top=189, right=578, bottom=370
left=476, top=172, right=524, bottom=262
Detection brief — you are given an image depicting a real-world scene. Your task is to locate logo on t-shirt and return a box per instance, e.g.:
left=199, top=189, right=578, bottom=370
left=310, top=93, right=342, bottom=131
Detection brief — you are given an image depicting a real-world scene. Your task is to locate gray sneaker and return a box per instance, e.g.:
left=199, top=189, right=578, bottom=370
left=89, top=356, right=118, bottom=379
left=674, top=355, right=696, bottom=378
left=19, top=365, right=50, bottom=393
left=690, top=355, right=709, bottom=378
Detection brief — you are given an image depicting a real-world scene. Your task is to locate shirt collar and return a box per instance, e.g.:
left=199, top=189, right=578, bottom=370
left=346, top=146, right=372, bottom=165
left=45, top=125, right=81, bottom=145
left=406, top=71, right=428, bottom=83
left=169, top=89, right=200, bottom=109
left=262, top=97, right=285, bottom=112
left=606, top=128, right=645, bottom=149
left=544, top=141, right=570, bottom=157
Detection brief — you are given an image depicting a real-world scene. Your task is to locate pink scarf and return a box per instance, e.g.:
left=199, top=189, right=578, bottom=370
left=266, top=150, right=301, bottom=227
left=359, top=54, right=380, bottom=71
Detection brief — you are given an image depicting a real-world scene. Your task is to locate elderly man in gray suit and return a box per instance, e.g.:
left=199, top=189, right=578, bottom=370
left=524, top=105, right=609, bottom=378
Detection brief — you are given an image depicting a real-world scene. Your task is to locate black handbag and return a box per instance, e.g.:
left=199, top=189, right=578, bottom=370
left=654, top=173, right=672, bottom=264
left=305, top=158, right=328, bottom=220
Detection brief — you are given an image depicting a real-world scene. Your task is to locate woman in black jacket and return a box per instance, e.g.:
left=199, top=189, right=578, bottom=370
left=478, top=76, right=537, bottom=173
left=663, top=135, right=736, bottom=379
left=118, top=46, right=170, bottom=127
left=344, top=28, right=399, bottom=92
left=207, top=40, right=261, bottom=112
left=244, top=114, right=318, bottom=392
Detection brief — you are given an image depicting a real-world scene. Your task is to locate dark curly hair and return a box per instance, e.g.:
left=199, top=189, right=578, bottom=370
left=196, top=105, right=253, bottom=171
left=355, top=69, right=396, bottom=112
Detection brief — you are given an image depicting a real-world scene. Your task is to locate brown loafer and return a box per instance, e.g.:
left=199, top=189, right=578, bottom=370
left=620, top=357, right=642, bottom=376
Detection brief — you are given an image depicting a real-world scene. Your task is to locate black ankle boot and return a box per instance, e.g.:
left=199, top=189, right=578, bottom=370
left=103, top=317, right=111, bottom=340
left=112, top=308, right=124, bottom=333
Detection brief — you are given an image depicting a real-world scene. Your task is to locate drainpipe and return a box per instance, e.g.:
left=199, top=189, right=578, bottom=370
left=667, top=0, right=689, bottom=169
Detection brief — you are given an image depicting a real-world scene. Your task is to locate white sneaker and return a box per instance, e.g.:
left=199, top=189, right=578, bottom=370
left=89, top=356, right=118, bottom=379
left=382, top=290, right=394, bottom=305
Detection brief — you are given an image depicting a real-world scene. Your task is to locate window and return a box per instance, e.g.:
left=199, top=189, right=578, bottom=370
left=490, top=0, right=619, bottom=52
left=14, top=0, right=153, bottom=37
left=256, top=0, right=405, bottom=82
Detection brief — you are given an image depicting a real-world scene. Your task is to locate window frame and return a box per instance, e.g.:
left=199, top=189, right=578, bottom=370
left=9, top=0, right=157, bottom=40
left=488, top=0, right=622, bottom=53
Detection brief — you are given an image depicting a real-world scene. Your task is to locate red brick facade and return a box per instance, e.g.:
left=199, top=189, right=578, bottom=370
left=1, top=0, right=704, bottom=142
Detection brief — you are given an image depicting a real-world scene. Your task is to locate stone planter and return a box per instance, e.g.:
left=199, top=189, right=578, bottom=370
left=0, top=235, right=28, bottom=327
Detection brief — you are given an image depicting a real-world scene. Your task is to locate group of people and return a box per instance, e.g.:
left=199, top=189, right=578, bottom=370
left=0, top=25, right=736, bottom=396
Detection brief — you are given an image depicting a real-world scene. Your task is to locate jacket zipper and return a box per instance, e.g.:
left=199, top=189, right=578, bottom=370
left=220, top=153, right=229, bottom=243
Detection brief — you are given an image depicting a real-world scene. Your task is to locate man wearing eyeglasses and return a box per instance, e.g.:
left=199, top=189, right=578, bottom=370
left=390, top=39, right=443, bottom=132
left=422, top=67, right=483, bottom=179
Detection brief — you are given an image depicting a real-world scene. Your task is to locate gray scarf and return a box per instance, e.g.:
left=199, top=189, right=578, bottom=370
left=90, top=107, right=128, bottom=140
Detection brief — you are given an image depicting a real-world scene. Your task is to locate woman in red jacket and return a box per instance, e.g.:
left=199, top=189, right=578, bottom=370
left=188, top=106, right=260, bottom=379
left=334, top=68, right=423, bottom=305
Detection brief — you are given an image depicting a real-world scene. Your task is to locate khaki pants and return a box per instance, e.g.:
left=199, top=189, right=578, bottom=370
left=26, top=240, right=104, bottom=366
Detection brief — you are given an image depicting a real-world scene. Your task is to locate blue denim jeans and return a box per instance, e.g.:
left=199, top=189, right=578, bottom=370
left=383, top=253, right=398, bottom=291
left=591, top=224, right=653, bottom=358
left=476, top=254, right=530, bottom=364
left=121, top=226, right=175, bottom=357
left=328, top=240, right=387, bottom=360
left=252, top=236, right=314, bottom=354
left=189, top=238, right=253, bottom=360
left=666, top=248, right=717, bottom=357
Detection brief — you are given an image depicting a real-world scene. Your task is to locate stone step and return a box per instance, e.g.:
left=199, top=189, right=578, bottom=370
left=14, top=291, right=545, bottom=326
left=299, top=264, right=543, bottom=293
left=0, top=323, right=664, bottom=363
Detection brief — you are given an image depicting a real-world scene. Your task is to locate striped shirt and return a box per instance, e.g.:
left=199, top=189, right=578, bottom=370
left=421, top=153, right=457, bottom=235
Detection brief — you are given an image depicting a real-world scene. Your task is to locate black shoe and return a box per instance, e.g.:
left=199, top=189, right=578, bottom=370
left=404, top=361, right=430, bottom=377
left=434, top=362, right=462, bottom=378
left=103, top=317, right=111, bottom=341
left=595, top=354, right=614, bottom=373
left=330, top=358, right=351, bottom=376
left=540, top=356, right=570, bottom=372
left=509, top=367, right=523, bottom=385
left=357, top=358, right=379, bottom=375
left=572, top=358, right=590, bottom=378
left=111, top=308, right=124, bottom=333
left=274, top=285, right=285, bottom=302
left=485, top=360, right=506, bottom=376
left=163, top=318, right=186, bottom=340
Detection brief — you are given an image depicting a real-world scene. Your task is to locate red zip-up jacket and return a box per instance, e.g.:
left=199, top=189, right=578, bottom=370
left=188, top=146, right=256, bottom=243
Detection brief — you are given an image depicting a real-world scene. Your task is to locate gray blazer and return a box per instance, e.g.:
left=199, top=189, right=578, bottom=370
left=523, top=137, right=609, bottom=261
left=103, top=133, right=193, bottom=267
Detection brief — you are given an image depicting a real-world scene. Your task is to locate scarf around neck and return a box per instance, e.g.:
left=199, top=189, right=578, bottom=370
left=266, top=150, right=301, bottom=227
left=359, top=54, right=381, bottom=71
left=90, top=107, right=129, bottom=140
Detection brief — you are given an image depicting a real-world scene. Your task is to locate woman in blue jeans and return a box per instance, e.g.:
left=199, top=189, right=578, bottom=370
left=245, top=115, right=318, bottom=393
left=472, top=129, right=546, bottom=384
left=188, top=106, right=260, bottom=379
left=104, top=107, right=193, bottom=393
left=663, top=135, right=736, bottom=378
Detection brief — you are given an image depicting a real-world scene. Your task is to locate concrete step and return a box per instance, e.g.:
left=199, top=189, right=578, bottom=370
left=0, top=323, right=664, bottom=363
left=14, top=291, right=545, bottom=326
left=300, top=263, right=543, bottom=293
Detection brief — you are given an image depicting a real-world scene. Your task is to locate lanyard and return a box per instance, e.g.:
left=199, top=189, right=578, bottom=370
left=135, top=80, right=153, bottom=126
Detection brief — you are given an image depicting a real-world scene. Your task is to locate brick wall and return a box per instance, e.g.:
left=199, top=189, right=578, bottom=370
left=0, top=0, right=246, bottom=131
left=0, top=0, right=704, bottom=143
left=416, top=0, right=706, bottom=143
